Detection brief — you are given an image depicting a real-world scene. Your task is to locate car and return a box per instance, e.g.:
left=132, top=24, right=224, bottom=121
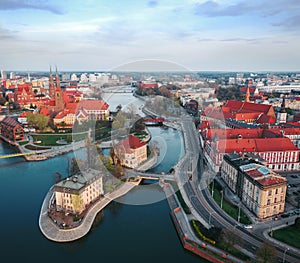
left=243, top=224, right=253, bottom=229
left=291, top=175, right=298, bottom=178
left=281, top=213, right=290, bottom=218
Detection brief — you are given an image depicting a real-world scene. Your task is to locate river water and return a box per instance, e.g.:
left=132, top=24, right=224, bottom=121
left=0, top=92, right=207, bottom=263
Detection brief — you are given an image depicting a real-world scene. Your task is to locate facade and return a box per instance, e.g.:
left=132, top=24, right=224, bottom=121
left=201, top=128, right=300, bottom=171
left=54, top=169, right=103, bottom=214
left=77, top=100, right=109, bottom=121
left=221, top=154, right=287, bottom=219
left=0, top=116, right=24, bottom=141
left=114, top=135, right=147, bottom=169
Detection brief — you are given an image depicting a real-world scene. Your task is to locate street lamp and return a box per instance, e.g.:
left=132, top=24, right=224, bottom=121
left=283, top=247, right=289, bottom=263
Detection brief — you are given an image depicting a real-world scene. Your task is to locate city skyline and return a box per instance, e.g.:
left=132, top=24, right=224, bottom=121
left=1, top=0, right=300, bottom=71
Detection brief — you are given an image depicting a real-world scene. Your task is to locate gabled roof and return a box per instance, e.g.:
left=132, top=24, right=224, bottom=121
left=216, top=137, right=298, bottom=153
left=116, top=135, right=146, bottom=154
left=224, top=101, right=273, bottom=114
left=77, top=99, right=109, bottom=111
left=1, top=116, right=22, bottom=128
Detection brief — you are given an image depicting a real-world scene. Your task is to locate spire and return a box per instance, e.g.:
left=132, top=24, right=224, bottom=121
left=280, top=96, right=286, bottom=113
left=55, top=65, right=61, bottom=89
left=245, top=86, right=250, bottom=103
left=49, top=65, right=55, bottom=99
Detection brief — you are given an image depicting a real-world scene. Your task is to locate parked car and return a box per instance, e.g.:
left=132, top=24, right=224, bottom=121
left=291, top=175, right=298, bottom=178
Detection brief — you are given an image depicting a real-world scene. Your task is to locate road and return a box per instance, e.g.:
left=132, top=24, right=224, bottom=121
left=175, top=115, right=300, bottom=263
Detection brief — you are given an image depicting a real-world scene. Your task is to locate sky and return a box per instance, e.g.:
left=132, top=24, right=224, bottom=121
left=1, top=0, right=300, bottom=72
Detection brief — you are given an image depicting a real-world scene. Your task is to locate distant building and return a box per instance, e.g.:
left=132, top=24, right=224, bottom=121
left=54, top=169, right=103, bottom=214
left=0, top=116, right=24, bottom=141
left=114, top=135, right=147, bottom=169
left=1, top=70, right=7, bottom=80
left=221, top=153, right=287, bottom=219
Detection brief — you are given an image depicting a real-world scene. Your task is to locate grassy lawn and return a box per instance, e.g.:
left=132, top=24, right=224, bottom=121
left=18, top=141, right=29, bottom=146
left=211, top=181, right=252, bottom=225
left=175, top=190, right=191, bottom=214
left=190, top=219, right=250, bottom=261
left=273, top=223, right=300, bottom=249
left=32, top=132, right=88, bottom=146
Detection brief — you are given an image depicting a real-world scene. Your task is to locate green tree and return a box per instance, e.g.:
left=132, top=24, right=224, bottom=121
left=255, top=242, right=277, bottom=263
left=71, top=194, right=83, bottom=213
left=70, top=157, right=80, bottom=175
left=27, top=113, right=49, bottom=131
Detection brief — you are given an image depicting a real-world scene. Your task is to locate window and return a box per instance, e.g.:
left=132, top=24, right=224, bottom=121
left=275, top=188, right=278, bottom=194
left=267, top=199, right=271, bottom=205
left=268, top=190, right=272, bottom=196
left=274, top=198, right=277, bottom=203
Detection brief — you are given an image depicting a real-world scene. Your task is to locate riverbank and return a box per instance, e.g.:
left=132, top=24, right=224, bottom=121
left=39, top=180, right=139, bottom=242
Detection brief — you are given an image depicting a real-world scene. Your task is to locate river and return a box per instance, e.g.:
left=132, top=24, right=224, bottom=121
left=0, top=92, right=208, bottom=263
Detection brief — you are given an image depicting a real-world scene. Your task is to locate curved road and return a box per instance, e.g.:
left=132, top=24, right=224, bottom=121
left=177, top=116, right=300, bottom=263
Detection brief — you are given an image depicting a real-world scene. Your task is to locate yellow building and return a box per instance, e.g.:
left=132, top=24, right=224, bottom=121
left=54, top=169, right=103, bottom=214
left=221, top=153, right=287, bottom=219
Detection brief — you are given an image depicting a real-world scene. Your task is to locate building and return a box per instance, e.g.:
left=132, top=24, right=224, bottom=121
left=77, top=99, right=109, bottom=121
left=114, top=135, right=147, bottom=169
left=221, top=154, right=287, bottom=219
left=53, top=107, right=88, bottom=127
left=0, top=116, right=24, bottom=141
left=276, top=97, right=287, bottom=124
left=53, top=169, right=103, bottom=214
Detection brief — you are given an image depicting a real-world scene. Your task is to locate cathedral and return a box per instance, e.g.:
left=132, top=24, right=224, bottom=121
left=46, top=67, right=65, bottom=113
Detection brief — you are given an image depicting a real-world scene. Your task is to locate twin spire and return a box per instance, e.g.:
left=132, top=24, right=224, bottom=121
left=49, top=65, right=59, bottom=77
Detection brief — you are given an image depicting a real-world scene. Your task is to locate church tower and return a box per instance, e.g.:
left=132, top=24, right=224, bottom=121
left=245, top=87, right=250, bottom=103
left=54, top=67, right=64, bottom=112
left=49, top=66, right=55, bottom=99
left=55, top=66, right=61, bottom=90
left=277, top=96, right=287, bottom=124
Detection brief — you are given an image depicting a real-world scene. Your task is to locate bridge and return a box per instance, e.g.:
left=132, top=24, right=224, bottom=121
left=126, top=170, right=176, bottom=181
left=143, top=117, right=165, bottom=125
left=0, top=151, right=36, bottom=159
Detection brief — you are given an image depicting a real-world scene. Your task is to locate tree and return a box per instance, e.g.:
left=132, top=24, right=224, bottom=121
left=221, top=229, right=242, bottom=250
left=255, top=242, right=277, bottom=263
left=71, top=194, right=83, bottom=213
left=27, top=113, right=49, bottom=131
left=70, top=157, right=80, bottom=175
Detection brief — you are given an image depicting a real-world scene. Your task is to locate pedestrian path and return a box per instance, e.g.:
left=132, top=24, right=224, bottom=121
left=39, top=182, right=136, bottom=242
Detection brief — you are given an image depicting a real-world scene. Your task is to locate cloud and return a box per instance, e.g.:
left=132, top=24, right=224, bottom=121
left=194, top=0, right=251, bottom=17
left=0, top=0, right=65, bottom=14
left=0, top=27, right=17, bottom=39
left=148, top=1, right=158, bottom=8
left=194, top=0, right=300, bottom=18
left=272, top=15, right=300, bottom=31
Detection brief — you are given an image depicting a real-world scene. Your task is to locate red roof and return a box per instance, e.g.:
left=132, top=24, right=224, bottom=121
left=257, top=176, right=286, bottom=187
left=224, top=101, right=273, bottom=115
left=216, top=137, right=298, bottom=153
left=77, top=100, right=109, bottom=111
left=117, top=135, right=146, bottom=153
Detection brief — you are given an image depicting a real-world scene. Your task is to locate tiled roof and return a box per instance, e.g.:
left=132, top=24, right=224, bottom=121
left=256, top=176, right=287, bottom=187
left=1, top=116, right=22, bottom=128
left=77, top=99, right=109, bottom=111
left=116, top=135, right=146, bottom=153
left=224, top=100, right=273, bottom=114
left=216, top=137, right=298, bottom=153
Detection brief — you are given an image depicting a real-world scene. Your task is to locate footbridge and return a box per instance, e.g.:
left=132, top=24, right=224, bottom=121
left=126, top=170, right=176, bottom=181
left=0, top=151, right=36, bottom=159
